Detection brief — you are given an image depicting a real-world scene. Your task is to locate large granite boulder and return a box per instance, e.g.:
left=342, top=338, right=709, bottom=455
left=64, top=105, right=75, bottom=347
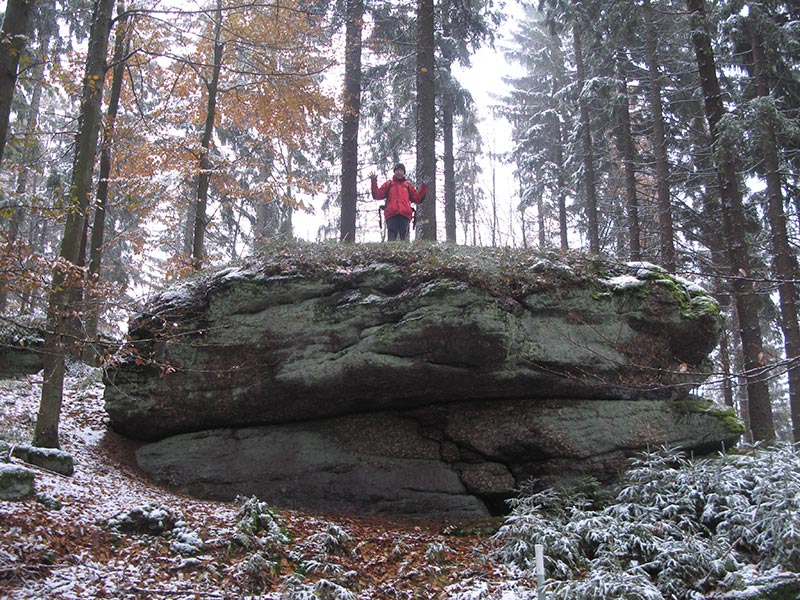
left=105, top=243, right=742, bottom=516
left=136, top=397, right=740, bottom=516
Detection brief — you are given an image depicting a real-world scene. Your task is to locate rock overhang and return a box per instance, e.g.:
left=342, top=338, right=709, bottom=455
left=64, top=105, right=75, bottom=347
left=103, top=243, right=737, bottom=515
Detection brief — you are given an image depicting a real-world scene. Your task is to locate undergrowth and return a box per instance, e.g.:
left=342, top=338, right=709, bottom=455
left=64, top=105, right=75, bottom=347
left=485, top=444, right=800, bottom=600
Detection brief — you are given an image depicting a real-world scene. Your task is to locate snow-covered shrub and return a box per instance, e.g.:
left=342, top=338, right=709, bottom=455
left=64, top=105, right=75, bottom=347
left=425, top=540, right=453, bottom=564
left=549, top=566, right=664, bottom=600
left=228, top=497, right=290, bottom=592
left=169, top=524, right=205, bottom=556
left=568, top=509, right=663, bottom=572
left=444, top=571, right=544, bottom=599
left=728, top=445, right=800, bottom=569
left=35, top=492, right=62, bottom=511
left=279, top=577, right=357, bottom=600
left=494, top=486, right=589, bottom=578
left=649, top=536, right=732, bottom=598
left=444, top=578, right=493, bottom=600
left=493, top=444, right=800, bottom=599
left=106, top=502, right=205, bottom=556
left=615, top=446, right=707, bottom=528
left=286, top=519, right=354, bottom=590
left=295, top=556, right=344, bottom=577
left=303, top=521, right=352, bottom=556
left=235, top=550, right=280, bottom=588
left=231, top=495, right=290, bottom=552
left=106, top=502, right=181, bottom=535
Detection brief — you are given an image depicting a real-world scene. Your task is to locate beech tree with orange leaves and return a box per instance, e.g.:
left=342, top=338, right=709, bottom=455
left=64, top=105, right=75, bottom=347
left=126, top=0, right=337, bottom=273
left=18, top=0, right=336, bottom=448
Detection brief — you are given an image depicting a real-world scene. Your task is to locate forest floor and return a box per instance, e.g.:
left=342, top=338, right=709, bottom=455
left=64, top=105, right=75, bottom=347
left=0, top=363, right=531, bottom=599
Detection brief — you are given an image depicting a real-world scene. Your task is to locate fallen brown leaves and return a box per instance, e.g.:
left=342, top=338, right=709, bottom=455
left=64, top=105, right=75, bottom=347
left=0, top=369, right=506, bottom=599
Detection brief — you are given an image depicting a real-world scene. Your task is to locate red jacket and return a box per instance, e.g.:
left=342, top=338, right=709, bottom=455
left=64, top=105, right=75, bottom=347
left=371, top=175, right=428, bottom=220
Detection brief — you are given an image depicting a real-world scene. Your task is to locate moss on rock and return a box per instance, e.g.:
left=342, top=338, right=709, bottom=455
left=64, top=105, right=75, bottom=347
left=673, top=397, right=746, bottom=435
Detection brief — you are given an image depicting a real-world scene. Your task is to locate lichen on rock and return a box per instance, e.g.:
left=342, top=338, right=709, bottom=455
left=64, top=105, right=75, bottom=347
left=104, top=242, right=739, bottom=516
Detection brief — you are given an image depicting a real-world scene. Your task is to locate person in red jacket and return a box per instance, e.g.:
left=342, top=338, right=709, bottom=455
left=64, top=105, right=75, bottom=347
left=370, top=163, right=428, bottom=241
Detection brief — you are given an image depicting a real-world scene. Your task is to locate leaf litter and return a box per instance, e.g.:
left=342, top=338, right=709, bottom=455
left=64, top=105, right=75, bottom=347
left=0, top=361, right=508, bottom=599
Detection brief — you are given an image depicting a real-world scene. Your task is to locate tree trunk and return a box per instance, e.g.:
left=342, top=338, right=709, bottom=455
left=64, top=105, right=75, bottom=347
left=34, top=0, right=115, bottom=449
left=414, top=0, right=436, bottom=240
left=719, top=318, right=735, bottom=408
left=0, top=0, right=30, bottom=165
left=552, top=112, right=569, bottom=251
left=183, top=184, right=195, bottom=257
left=192, top=0, right=224, bottom=269
left=85, top=7, right=130, bottom=345
left=615, top=49, right=641, bottom=262
left=280, top=152, right=294, bottom=239
left=442, top=93, right=456, bottom=242
left=537, top=190, right=546, bottom=248
left=0, top=28, right=47, bottom=313
left=547, top=31, right=569, bottom=251
left=643, top=0, right=675, bottom=271
left=687, top=0, right=775, bottom=442
left=441, top=1, right=456, bottom=243
left=339, top=0, right=364, bottom=242
left=572, top=19, right=599, bottom=253
left=490, top=152, right=497, bottom=246
left=750, top=9, right=800, bottom=442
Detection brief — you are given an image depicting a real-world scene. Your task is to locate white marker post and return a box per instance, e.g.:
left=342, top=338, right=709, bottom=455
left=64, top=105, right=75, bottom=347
left=535, top=543, right=545, bottom=600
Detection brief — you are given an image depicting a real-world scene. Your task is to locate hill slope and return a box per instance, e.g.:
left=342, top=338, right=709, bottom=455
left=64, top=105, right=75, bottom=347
left=1, top=363, right=525, bottom=599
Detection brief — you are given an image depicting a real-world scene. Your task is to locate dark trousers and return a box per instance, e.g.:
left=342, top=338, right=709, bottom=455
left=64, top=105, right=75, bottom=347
left=386, top=214, right=411, bottom=241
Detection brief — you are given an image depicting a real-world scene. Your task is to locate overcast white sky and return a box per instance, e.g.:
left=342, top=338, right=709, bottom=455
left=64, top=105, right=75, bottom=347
left=454, top=26, right=523, bottom=246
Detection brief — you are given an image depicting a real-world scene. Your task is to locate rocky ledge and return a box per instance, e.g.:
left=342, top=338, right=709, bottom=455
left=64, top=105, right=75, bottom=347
left=0, top=322, right=44, bottom=378
left=104, top=243, right=742, bottom=516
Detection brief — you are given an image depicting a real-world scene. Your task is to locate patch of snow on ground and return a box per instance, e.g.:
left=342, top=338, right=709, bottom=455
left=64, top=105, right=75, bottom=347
left=0, top=363, right=501, bottom=599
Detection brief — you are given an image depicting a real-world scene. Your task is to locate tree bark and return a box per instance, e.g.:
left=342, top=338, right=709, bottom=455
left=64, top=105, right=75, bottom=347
left=643, top=0, right=675, bottom=271
left=414, top=0, right=436, bottom=240
left=687, top=0, right=775, bottom=442
left=0, top=0, right=30, bottom=165
left=490, top=151, right=497, bottom=246
left=280, top=152, right=294, bottom=239
left=537, top=189, right=546, bottom=248
left=553, top=114, right=568, bottom=251
left=0, top=27, right=47, bottom=313
left=442, top=91, right=456, bottom=243
left=34, top=0, right=115, bottom=448
left=339, top=0, right=364, bottom=242
left=548, top=27, right=568, bottom=251
left=86, top=6, right=130, bottom=345
left=192, top=0, right=224, bottom=269
left=572, top=19, right=599, bottom=253
left=719, top=319, right=735, bottom=408
left=614, top=48, right=641, bottom=262
left=750, top=8, right=800, bottom=442
left=441, top=1, right=456, bottom=243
